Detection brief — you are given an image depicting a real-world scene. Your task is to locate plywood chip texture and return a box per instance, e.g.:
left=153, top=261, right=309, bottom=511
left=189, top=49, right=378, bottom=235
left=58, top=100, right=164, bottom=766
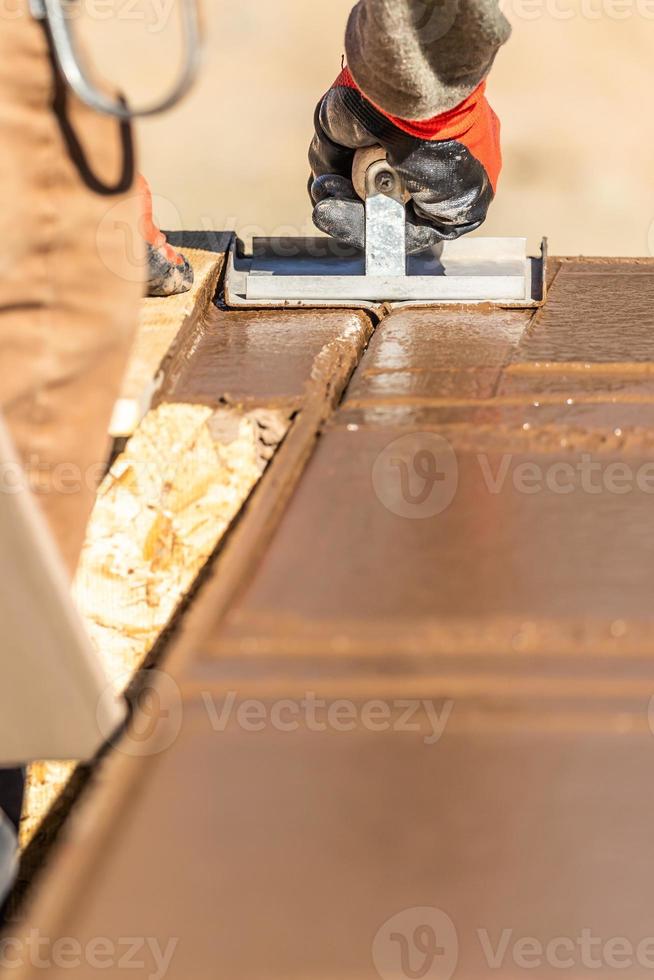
left=22, top=402, right=288, bottom=844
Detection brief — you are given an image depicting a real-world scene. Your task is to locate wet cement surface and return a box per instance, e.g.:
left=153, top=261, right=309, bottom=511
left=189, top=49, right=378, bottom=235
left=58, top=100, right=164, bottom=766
left=203, top=260, right=654, bottom=674
left=19, top=259, right=654, bottom=979
left=158, top=307, right=371, bottom=409
left=204, top=427, right=654, bottom=626
left=25, top=703, right=654, bottom=979
left=515, top=262, right=654, bottom=364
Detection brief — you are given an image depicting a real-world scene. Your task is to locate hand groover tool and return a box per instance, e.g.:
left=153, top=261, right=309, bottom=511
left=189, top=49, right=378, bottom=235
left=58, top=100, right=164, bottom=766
left=224, top=146, right=547, bottom=312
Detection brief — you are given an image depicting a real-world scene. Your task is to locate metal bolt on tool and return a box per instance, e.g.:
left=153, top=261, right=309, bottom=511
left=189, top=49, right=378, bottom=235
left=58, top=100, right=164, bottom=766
left=374, top=170, right=397, bottom=194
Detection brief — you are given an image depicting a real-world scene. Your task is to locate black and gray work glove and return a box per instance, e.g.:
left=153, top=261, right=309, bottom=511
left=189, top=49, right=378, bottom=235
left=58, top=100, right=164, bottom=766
left=308, top=67, right=502, bottom=255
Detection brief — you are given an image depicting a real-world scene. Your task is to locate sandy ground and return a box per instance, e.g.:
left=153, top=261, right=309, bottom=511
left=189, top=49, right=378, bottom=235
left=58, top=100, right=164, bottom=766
left=81, top=1, right=654, bottom=257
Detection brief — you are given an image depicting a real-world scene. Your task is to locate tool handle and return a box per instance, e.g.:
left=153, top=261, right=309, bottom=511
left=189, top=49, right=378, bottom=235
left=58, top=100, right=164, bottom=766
left=352, top=146, right=410, bottom=204
left=352, top=146, right=388, bottom=201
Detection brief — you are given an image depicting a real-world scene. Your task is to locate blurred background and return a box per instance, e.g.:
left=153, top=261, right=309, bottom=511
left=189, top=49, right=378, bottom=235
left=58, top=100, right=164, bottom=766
left=81, top=0, right=654, bottom=256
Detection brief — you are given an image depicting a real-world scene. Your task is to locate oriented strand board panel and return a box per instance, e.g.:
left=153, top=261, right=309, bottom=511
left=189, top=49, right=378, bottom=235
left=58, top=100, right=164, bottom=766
left=75, top=404, right=286, bottom=681
left=110, top=248, right=224, bottom=437
left=20, top=403, right=289, bottom=847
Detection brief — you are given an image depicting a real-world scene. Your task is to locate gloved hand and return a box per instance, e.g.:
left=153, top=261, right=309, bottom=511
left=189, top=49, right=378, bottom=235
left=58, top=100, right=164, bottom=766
left=137, top=175, right=194, bottom=297
left=309, top=68, right=502, bottom=254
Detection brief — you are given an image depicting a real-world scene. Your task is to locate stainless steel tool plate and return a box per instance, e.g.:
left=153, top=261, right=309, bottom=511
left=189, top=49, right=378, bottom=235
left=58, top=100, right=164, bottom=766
left=224, top=236, right=548, bottom=311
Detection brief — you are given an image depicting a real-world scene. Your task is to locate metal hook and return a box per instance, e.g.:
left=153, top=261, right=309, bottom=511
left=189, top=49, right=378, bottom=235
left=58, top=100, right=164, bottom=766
left=30, top=0, right=202, bottom=119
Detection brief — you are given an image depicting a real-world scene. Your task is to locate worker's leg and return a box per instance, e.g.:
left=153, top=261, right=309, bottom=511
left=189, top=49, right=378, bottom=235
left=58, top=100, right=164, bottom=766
left=0, top=2, right=143, bottom=577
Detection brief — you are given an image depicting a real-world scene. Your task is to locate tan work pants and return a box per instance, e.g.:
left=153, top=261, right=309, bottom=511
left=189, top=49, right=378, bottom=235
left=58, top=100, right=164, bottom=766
left=0, top=2, right=143, bottom=575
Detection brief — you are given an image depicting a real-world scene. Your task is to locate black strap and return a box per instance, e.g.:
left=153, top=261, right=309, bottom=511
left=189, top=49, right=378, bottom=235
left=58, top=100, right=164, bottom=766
left=41, top=19, right=135, bottom=196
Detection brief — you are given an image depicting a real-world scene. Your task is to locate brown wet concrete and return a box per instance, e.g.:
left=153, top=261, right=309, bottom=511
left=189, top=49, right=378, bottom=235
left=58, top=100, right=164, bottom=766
left=157, top=307, right=371, bottom=410
left=337, top=402, right=654, bottom=453
left=346, top=307, right=530, bottom=404
left=14, top=703, right=654, bottom=979
left=202, top=260, right=654, bottom=669
left=204, top=428, right=654, bottom=627
left=496, top=370, right=654, bottom=402
left=15, top=259, right=654, bottom=978
left=514, top=262, right=654, bottom=364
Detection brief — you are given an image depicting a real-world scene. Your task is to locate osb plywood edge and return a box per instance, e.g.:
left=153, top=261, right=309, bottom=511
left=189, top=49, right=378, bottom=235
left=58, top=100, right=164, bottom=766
left=109, top=248, right=226, bottom=439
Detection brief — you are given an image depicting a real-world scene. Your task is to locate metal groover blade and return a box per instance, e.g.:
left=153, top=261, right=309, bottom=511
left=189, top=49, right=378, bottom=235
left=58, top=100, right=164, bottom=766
left=364, top=159, right=407, bottom=278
